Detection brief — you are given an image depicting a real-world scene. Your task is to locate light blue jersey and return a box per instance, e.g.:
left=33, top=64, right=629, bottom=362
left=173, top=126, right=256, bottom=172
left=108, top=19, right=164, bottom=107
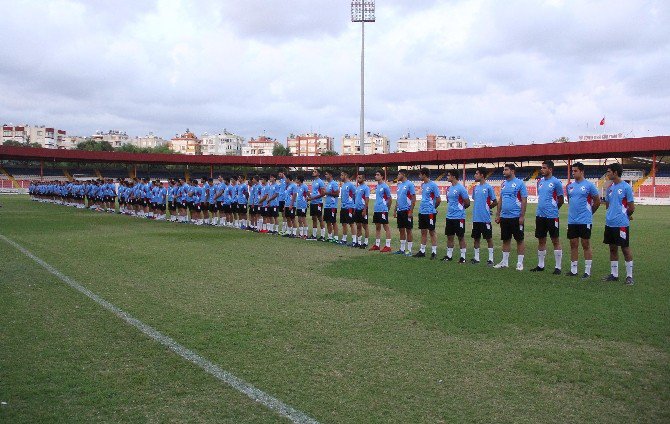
left=310, top=178, right=325, bottom=204
left=396, top=181, right=415, bottom=212
left=536, top=176, right=564, bottom=218
left=419, top=181, right=440, bottom=215
left=472, top=183, right=496, bottom=223
left=324, top=180, right=340, bottom=209
left=285, top=182, right=297, bottom=207
left=446, top=183, right=469, bottom=220
left=340, top=181, right=356, bottom=209
left=374, top=182, right=391, bottom=213
left=296, top=183, right=309, bottom=209
left=605, top=181, right=634, bottom=227
left=355, top=184, right=370, bottom=210
left=566, top=179, right=599, bottom=225
left=500, top=177, right=528, bottom=218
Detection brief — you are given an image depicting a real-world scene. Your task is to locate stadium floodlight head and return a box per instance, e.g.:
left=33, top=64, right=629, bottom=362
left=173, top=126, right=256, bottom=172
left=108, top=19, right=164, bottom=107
left=351, top=0, right=375, bottom=22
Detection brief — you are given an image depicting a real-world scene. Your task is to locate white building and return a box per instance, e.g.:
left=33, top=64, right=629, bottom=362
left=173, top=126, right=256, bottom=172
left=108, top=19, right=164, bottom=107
left=395, top=134, right=468, bottom=152
left=286, top=133, right=333, bottom=156
left=91, top=130, right=130, bottom=148
left=341, top=132, right=390, bottom=155
left=201, top=130, right=244, bottom=156
left=2, top=124, right=66, bottom=148
left=471, top=141, right=494, bottom=148
left=241, top=136, right=278, bottom=156
left=131, top=133, right=168, bottom=149
left=58, top=135, right=86, bottom=149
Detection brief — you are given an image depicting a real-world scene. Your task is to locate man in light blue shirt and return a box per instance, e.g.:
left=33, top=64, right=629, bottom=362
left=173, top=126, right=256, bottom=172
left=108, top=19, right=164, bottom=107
left=339, top=171, right=357, bottom=246
left=354, top=173, right=371, bottom=248
left=471, top=167, right=497, bottom=265
left=566, top=162, right=601, bottom=278
left=414, top=167, right=441, bottom=259
left=602, top=162, right=635, bottom=285
left=307, top=169, right=326, bottom=241
left=295, top=176, right=309, bottom=238
left=323, top=170, right=341, bottom=242
left=531, top=160, right=565, bottom=274
left=283, top=174, right=298, bottom=237
left=442, top=169, right=470, bottom=263
left=371, top=170, right=392, bottom=252
left=394, top=169, right=416, bottom=256
left=494, top=163, right=528, bottom=270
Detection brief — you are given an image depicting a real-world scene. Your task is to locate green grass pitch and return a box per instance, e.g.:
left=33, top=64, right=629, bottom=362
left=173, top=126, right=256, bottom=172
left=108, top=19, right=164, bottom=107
left=1, top=195, right=668, bottom=423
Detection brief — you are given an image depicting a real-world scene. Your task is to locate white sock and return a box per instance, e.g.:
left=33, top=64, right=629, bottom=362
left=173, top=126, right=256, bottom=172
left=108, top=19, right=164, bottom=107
left=488, top=247, right=494, bottom=261
left=353, top=235, right=358, bottom=244
left=460, top=248, right=466, bottom=259
left=385, top=239, right=391, bottom=248
left=321, top=228, right=326, bottom=238
left=375, top=239, right=381, bottom=247
left=625, top=261, right=633, bottom=278
left=611, top=261, right=619, bottom=277
left=474, top=248, right=480, bottom=261
left=554, top=250, right=562, bottom=270
left=447, top=247, right=453, bottom=258
left=431, top=245, right=437, bottom=254
left=538, top=250, right=546, bottom=268
left=517, top=254, right=524, bottom=266
left=571, top=261, right=578, bottom=274
left=502, top=251, right=510, bottom=266
left=342, top=235, right=348, bottom=243
left=292, top=227, right=297, bottom=235
left=420, top=244, right=426, bottom=253
left=274, top=224, right=279, bottom=232
left=313, top=228, right=317, bottom=237
left=329, top=233, right=333, bottom=240
left=407, top=242, right=413, bottom=253
left=585, top=260, right=592, bottom=275
left=282, top=222, right=287, bottom=232
left=400, top=240, right=406, bottom=251
left=334, top=235, right=339, bottom=241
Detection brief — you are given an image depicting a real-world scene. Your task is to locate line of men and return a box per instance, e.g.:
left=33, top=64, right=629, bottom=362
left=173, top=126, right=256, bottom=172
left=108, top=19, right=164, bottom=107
left=28, top=160, right=635, bottom=285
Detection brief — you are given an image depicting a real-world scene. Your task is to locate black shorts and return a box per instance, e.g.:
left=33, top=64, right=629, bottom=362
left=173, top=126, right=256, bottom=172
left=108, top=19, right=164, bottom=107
left=500, top=217, right=524, bottom=241
left=151, top=202, right=159, bottom=209
left=396, top=210, right=414, bottom=229
left=168, top=201, right=177, bottom=211
left=285, top=207, right=296, bottom=218
left=471, top=222, right=493, bottom=240
left=535, top=217, right=560, bottom=239
left=231, top=202, right=238, bottom=213
left=296, top=207, right=307, bottom=217
left=418, top=213, right=437, bottom=231
left=310, top=203, right=323, bottom=217
left=354, top=209, right=368, bottom=224
left=238, top=204, right=247, bottom=214
left=567, top=223, right=592, bottom=239
left=180, top=200, right=187, bottom=209
left=268, top=206, right=279, bottom=218
left=340, top=208, right=355, bottom=225
left=208, top=203, right=216, bottom=212
left=190, top=202, right=202, bottom=212
left=324, top=207, right=337, bottom=223
left=144, top=199, right=150, bottom=207
left=157, top=203, right=166, bottom=211
left=373, top=211, right=389, bottom=225
left=279, top=201, right=285, bottom=210
left=603, top=225, right=630, bottom=247
left=445, top=218, right=465, bottom=237
left=217, top=201, right=225, bottom=211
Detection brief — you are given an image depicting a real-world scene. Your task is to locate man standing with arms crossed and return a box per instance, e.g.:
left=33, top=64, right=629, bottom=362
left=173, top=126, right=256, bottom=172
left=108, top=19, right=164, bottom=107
left=442, top=169, right=470, bottom=263
left=494, top=163, right=528, bottom=270
left=602, top=163, right=635, bottom=285
left=371, top=170, right=393, bottom=252
left=307, top=169, right=326, bottom=241
left=394, top=169, right=416, bottom=256
left=530, top=160, right=564, bottom=274
left=470, top=167, right=497, bottom=265
left=414, top=168, right=441, bottom=259
left=565, top=162, right=601, bottom=278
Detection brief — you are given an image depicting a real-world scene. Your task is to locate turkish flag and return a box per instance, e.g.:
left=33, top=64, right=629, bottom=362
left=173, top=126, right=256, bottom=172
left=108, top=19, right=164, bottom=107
left=599, top=117, right=606, bottom=126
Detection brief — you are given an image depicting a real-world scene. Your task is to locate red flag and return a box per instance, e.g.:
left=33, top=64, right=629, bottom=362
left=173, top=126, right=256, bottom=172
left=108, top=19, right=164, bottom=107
left=599, top=117, right=605, bottom=126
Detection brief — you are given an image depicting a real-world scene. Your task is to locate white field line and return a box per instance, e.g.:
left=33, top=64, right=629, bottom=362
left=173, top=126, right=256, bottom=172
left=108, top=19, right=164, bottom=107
left=0, top=234, right=319, bottom=424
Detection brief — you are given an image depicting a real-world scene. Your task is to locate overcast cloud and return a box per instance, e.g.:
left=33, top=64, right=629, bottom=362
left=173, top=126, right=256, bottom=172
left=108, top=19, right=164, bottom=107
left=1, top=0, right=668, bottom=149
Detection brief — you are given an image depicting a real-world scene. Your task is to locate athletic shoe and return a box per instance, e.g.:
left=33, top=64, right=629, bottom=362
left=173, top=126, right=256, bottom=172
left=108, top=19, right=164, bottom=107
left=337, top=240, right=347, bottom=246
left=413, top=251, right=426, bottom=258
left=346, top=242, right=356, bottom=247
left=516, top=263, right=524, bottom=271
left=282, top=234, right=292, bottom=238
left=359, top=243, right=368, bottom=249
left=317, top=236, right=326, bottom=242
left=441, top=255, right=453, bottom=262
left=380, top=246, right=392, bottom=253
left=458, top=257, right=467, bottom=264
left=602, top=274, right=619, bottom=282
left=493, top=262, right=508, bottom=269
left=369, top=245, right=380, bottom=251
left=530, top=266, right=544, bottom=272
left=581, top=273, right=590, bottom=280
left=552, top=268, right=562, bottom=275
left=430, top=253, right=437, bottom=260
left=566, top=271, right=578, bottom=277
left=470, top=258, right=480, bottom=264
left=487, top=260, right=494, bottom=266
left=393, top=250, right=405, bottom=255
left=306, top=236, right=317, bottom=241
left=405, top=251, right=413, bottom=257
left=625, top=276, right=635, bottom=285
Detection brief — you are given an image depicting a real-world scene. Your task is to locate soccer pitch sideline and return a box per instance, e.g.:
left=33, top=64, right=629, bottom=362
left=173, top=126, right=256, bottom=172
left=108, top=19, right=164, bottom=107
left=0, top=195, right=668, bottom=423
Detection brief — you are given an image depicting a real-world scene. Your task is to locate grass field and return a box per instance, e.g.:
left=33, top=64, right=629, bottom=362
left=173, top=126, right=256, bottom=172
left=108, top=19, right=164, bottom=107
left=1, top=194, right=668, bottom=423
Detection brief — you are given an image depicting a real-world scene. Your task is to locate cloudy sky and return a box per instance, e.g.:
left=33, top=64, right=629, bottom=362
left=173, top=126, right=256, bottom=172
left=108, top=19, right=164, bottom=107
left=1, top=0, right=668, bottom=149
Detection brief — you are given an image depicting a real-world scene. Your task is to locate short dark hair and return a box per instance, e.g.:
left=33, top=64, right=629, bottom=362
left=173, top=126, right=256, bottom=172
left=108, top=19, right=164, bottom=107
left=475, top=167, right=488, bottom=176
left=572, top=162, right=585, bottom=171
left=269, top=173, right=276, bottom=179
left=324, top=170, right=333, bottom=176
left=607, top=163, right=623, bottom=177
left=542, top=160, right=554, bottom=169
left=447, top=169, right=459, bottom=180
left=504, top=163, right=516, bottom=171
left=340, top=170, right=349, bottom=177
left=253, top=175, right=259, bottom=182
left=297, top=175, right=304, bottom=183
left=398, top=169, right=408, bottom=176
left=287, top=174, right=294, bottom=181
left=419, top=167, right=431, bottom=178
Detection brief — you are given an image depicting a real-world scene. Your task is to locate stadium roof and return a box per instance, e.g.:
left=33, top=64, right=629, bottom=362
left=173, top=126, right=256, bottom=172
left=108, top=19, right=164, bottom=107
left=1, top=136, right=669, bottom=167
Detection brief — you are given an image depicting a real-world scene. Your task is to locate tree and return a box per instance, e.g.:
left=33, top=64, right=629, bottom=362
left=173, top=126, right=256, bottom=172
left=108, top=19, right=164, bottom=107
left=2, top=140, right=25, bottom=147
left=321, top=150, right=339, bottom=156
left=272, top=144, right=292, bottom=156
left=76, top=138, right=114, bottom=151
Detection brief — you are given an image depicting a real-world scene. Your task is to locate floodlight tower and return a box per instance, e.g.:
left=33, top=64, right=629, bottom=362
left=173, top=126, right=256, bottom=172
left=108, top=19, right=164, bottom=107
left=351, top=1, right=375, bottom=155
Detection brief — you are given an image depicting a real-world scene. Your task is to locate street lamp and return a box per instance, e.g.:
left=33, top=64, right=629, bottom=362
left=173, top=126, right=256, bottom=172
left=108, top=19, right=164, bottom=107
left=351, top=1, right=375, bottom=156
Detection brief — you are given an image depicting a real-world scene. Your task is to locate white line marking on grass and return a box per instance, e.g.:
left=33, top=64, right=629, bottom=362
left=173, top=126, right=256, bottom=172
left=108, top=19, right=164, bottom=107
left=0, top=234, right=319, bottom=424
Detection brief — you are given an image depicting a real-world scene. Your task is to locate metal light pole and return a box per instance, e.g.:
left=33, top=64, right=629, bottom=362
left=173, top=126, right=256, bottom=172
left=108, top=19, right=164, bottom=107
left=351, top=1, right=375, bottom=156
